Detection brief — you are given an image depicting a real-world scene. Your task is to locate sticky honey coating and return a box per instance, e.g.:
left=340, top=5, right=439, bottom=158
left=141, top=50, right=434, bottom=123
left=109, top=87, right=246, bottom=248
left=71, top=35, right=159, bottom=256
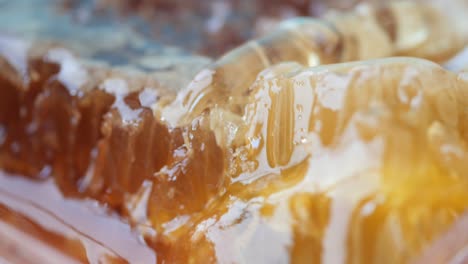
left=173, top=58, right=468, bottom=264
left=1, top=2, right=468, bottom=264
left=164, top=1, right=468, bottom=124
left=1, top=47, right=468, bottom=263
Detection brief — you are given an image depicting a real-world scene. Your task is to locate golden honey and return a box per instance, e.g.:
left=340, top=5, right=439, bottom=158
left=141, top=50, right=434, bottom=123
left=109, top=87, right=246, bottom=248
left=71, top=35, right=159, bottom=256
left=0, top=1, right=468, bottom=263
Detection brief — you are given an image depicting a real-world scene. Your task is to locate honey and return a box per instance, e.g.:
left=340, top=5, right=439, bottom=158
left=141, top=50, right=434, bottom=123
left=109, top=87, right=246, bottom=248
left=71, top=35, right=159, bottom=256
left=1, top=1, right=468, bottom=263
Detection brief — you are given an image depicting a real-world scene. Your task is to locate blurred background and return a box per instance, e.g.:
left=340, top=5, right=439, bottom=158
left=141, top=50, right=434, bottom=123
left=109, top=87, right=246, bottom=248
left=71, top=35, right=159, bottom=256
left=59, top=0, right=367, bottom=56
left=0, top=0, right=371, bottom=58
left=0, top=0, right=373, bottom=89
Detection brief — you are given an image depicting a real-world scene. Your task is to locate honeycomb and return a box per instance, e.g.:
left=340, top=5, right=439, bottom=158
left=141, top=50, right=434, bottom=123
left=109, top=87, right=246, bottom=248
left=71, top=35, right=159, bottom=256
left=0, top=1, right=468, bottom=263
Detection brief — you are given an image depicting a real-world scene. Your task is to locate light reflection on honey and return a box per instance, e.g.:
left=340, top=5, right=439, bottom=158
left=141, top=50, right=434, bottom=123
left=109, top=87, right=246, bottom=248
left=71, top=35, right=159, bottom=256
left=155, top=58, right=468, bottom=263
left=1, top=0, right=468, bottom=263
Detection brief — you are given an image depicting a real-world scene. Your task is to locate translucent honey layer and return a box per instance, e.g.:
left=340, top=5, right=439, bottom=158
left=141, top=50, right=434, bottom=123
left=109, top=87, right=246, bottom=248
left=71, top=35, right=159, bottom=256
left=1, top=1, right=468, bottom=263
left=143, top=58, right=468, bottom=263
left=226, top=58, right=468, bottom=263
left=2, top=42, right=468, bottom=263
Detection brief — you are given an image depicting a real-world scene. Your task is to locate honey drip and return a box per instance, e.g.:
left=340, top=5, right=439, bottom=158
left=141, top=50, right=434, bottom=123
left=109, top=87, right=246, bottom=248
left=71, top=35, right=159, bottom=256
left=1, top=1, right=468, bottom=263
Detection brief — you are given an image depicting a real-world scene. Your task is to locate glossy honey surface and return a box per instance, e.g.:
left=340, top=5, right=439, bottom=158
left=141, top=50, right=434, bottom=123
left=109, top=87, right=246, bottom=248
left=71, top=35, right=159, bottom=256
left=0, top=1, right=468, bottom=263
